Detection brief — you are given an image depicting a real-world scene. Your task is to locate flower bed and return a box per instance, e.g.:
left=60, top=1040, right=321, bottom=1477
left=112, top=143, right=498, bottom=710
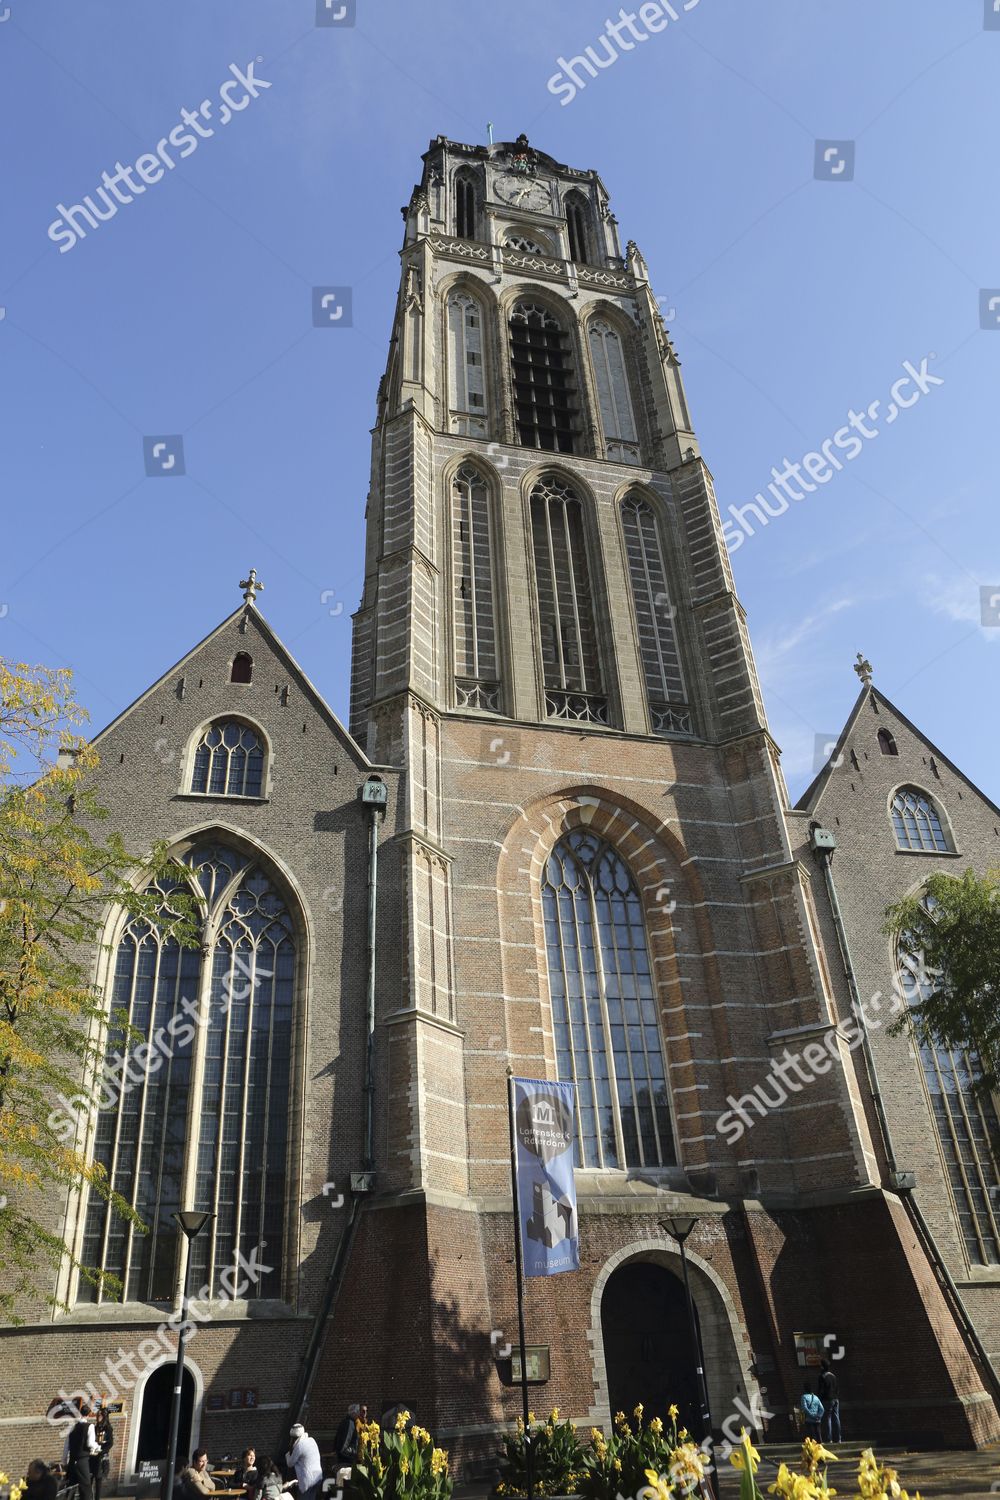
left=349, top=1411, right=452, bottom=1500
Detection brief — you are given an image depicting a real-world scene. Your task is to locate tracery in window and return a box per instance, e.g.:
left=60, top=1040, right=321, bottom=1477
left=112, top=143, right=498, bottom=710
left=530, top=475, right=606, bottom=725
left=542, top=829, right=674, bottom=1169
left=565, top=191, right=591, bottom=264
left=621, top=495, right=691, bottom=735
left=191, top=720, right=265, bottom=798
left=78, top=844, right=294, bottom=1302
left=455, top=171, right=479, bottom=240
left=505, top=233, right=550, bottom=256
left=447, top=290, right=488, bottom=438
left=891, top=787, right=950, bottom=852
left=898, top=906, right=1000, bottom=1264
left=510, top=302, right=577, bottom=454
left=452, top=463, right=500, bottom=712
left=588, top=319, right=640, bottom=464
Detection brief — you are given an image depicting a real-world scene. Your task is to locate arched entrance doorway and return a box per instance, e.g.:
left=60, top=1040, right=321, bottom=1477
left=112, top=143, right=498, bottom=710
left=601, top=1260, right=701, bottom=1432
left=136, top=1364, right=196, bottom=1466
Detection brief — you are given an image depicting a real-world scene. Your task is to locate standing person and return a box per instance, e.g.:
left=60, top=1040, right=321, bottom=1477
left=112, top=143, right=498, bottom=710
left=285, top=1423, right=322, bottom=1500
left=63, top=1402, right=99, bottom=1500
left=91, top=1406, right=114, bottom=1500
left=800, top=1388, right=824, bottom=1442
left=818, top=1358, right=841, bottom=1443
left=332, top=1405, right=361, bottom=1471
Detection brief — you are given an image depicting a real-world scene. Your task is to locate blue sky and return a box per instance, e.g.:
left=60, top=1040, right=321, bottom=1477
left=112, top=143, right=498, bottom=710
left=1, top=0, right=997, bottom=801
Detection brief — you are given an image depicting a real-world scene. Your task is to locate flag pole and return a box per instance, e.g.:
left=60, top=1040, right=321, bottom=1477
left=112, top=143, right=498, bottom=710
left=506, top=1068, right=534, bottom=1500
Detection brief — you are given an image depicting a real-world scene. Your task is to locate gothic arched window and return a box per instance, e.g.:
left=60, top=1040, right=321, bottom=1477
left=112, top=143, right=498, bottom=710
left=447, top=291, right=488, bottom=438
left=891, top=787, right=950, bottom=852
left=588, top=319, right=640, bottom=464
left=78, top=843, right=295, bottom=1302
left=505, top=233, right=550, bottom=256
left=454, top=171, right=479, bottom=240
left=542, top=829, right=674, bottom=1169
left=452, top=464, right=500, bottom=711
left=878, top=728, right=898, bottom=756
left=530, top=475, right=606, bottom=724
left=621, top=495, right=691, bottom=735
left=509, top=302, right=577, bottom=454
left=898, top=906, right=1000, bottom=1264
left=565, top=191, right=591, bottom=264
left=191, top=720, right=265, bottom=798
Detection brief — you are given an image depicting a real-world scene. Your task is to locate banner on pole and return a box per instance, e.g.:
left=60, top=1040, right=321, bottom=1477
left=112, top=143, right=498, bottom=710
left=512, top=1077, right=579, bottom=1277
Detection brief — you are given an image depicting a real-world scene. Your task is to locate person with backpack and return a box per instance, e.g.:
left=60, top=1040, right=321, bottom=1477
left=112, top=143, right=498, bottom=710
left=91, top=1406, right=114, bottom=1500
left=818, top=1358, right=842, bottom=1443
left=63, top=1402, right=100, bottom=1500
left=800, top=1387, right=824, bottom=1440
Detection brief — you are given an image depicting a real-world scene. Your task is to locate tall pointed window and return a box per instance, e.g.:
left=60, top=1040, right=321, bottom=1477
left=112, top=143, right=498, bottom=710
left=509, top=302, right=577, bottom=454
left=78, top=843, right=294, bottom=1303
left=621, top=495, right=692, bottom=735
left=542, top=830, right=674, bottom=1169
left=898, top=907, right=1000, bottom=1264
left=454, top=171, right=479, bottom=240
left=565, top=191, right=591, bottom=264
left=589, top=320, right=640, bottom=464
left=891, top=787, right=950, bottom=852
left=191, top=720, right=265, bottom=798
left=447, top=291, right=488, bottom=437
left=530, top=475, right=606, bottom=724
left=452, top=464, right=500, bottom=711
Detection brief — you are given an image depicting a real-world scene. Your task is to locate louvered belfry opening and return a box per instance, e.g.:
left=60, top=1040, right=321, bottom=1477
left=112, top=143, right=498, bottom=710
left=452, top=464, right=501, bottom=712
left=510, top=302, right=577, bottom=453
left=530, top=475, right=607, bottom=725
left=455, top=172, right=478, bottom=239
left=621, top=495, right=692, bottom=735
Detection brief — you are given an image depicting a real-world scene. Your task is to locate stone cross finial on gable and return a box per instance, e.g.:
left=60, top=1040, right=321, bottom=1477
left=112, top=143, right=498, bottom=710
left=240, top=568, right=264, bottom=606
left=853, top=651, right=873, bottom=688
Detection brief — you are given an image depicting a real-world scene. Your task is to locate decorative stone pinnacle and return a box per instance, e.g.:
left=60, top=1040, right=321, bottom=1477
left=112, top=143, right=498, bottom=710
left=853, top=651, right=873, bottom=688
left=240, top=568, right=264, bottom=606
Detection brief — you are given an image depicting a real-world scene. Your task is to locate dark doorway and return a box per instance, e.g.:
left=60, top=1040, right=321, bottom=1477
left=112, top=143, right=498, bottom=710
left=601, top=1260, right=702, bottom=1434
left=136, top=1364, right=195, bottom=1466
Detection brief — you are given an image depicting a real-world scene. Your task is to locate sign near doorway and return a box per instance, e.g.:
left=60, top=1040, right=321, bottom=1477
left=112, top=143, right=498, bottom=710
left=227, top=1387, right=259, bottom=1410
left=793, top=1332, right=825, bottom=1368
left=137, top=1461, right=162, bottom=1482
left=511, top=1077, right=579, bottom=1277
left=510, top=1346, right=551, bottom=1384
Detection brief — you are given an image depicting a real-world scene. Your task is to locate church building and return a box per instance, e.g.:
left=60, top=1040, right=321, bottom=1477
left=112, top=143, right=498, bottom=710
left=3, top=133, right=1000, bottom=1481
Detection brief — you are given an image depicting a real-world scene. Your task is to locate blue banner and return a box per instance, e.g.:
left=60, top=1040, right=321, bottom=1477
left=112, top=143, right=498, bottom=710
left=512, top=1077, right=579, bottom=1277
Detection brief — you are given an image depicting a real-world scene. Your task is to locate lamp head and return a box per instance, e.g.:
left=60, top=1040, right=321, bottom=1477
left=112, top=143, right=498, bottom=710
left=173, top=1209, right=215, bottom=1240
left=659, top=1215, right=698, bottom=1244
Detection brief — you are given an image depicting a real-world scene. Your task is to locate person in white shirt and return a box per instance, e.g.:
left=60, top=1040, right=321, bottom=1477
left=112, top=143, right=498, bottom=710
left=62, top=1403, right=100, bottom=1500
left=284, top=1424, right=323, bottom=1500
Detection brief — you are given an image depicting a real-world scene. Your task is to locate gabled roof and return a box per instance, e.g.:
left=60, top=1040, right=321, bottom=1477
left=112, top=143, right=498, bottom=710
left=795, top=683, right=1000, bottom=822
left=91, top=603, right=378, bottom=770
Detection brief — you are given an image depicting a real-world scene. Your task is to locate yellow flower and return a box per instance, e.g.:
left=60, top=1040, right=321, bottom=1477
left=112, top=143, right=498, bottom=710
left=633, top=1403, right=644, bottom=1421
left=527, top=1412, right=536, bottom=1426
left=395, top=1409, right=411, bottom=1433
left=642, top=1470, right=671, bottom=1500
left=0, top=1477, right=9, bottom=1488
left=649, top=1416, right=663, bottom=1435
left=730, top=1431, right=761, bottom=1473
left=614, top=1410, right=628, bottom=1431
left=549, top=1407, right=560, bottom=1424
left=612, top=1458, right=622, bottom=1472
left=431, top=1449, right=448, bottom=1478
left=400, top=1458, right=410, bottom=1476
left=668, top=1405, right=679, bottom=1421
left=668, top=1444, right=706, bottom=1489
left=410, top=1425, right=431, bottom=1446
left=801, top=1437, right=838, bottom=1475
left=767, top=1466, right=826, bottom=1500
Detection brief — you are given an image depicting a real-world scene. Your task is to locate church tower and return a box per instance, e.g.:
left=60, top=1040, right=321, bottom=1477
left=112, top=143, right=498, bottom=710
left=320, top=133, right=998, bottom=1453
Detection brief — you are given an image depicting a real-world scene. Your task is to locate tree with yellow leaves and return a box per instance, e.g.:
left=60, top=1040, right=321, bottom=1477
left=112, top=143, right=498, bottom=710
left=0, top=658, right=197, bottom=1320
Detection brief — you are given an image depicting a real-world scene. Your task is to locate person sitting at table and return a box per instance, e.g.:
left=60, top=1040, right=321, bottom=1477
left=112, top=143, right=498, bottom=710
left=234, top=1449, right=258, bottom=1491
left=254, top=1457, right=285, bottom=1500
left=181, top=1450, right=217, bottom=1498
left=24, top=1460, right=59, bottom=1500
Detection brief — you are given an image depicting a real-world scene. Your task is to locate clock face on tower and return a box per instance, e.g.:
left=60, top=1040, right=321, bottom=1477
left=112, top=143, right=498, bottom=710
left=494, top=172, right=551, bottom=214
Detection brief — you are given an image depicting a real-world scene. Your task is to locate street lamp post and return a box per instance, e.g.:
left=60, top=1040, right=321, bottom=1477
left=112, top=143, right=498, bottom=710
left=659, top=1218, right=715, bottom=1473
left=163, top=1210, right=215, bottom=1500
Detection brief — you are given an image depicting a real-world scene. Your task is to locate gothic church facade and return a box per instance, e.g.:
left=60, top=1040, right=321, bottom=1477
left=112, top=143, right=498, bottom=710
left=3, top=134, right=1000, bottom=1479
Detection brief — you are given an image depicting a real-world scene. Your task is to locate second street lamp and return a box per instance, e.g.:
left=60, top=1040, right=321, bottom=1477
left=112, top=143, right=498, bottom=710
left=163, top=1210, right=215, bottom=1500
left=660, top=1217, right=715, bottom=1477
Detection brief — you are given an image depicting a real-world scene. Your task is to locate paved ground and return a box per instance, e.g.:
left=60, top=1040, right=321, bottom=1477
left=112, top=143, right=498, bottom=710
left=712, top=1441, right=1000, bottom=1498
